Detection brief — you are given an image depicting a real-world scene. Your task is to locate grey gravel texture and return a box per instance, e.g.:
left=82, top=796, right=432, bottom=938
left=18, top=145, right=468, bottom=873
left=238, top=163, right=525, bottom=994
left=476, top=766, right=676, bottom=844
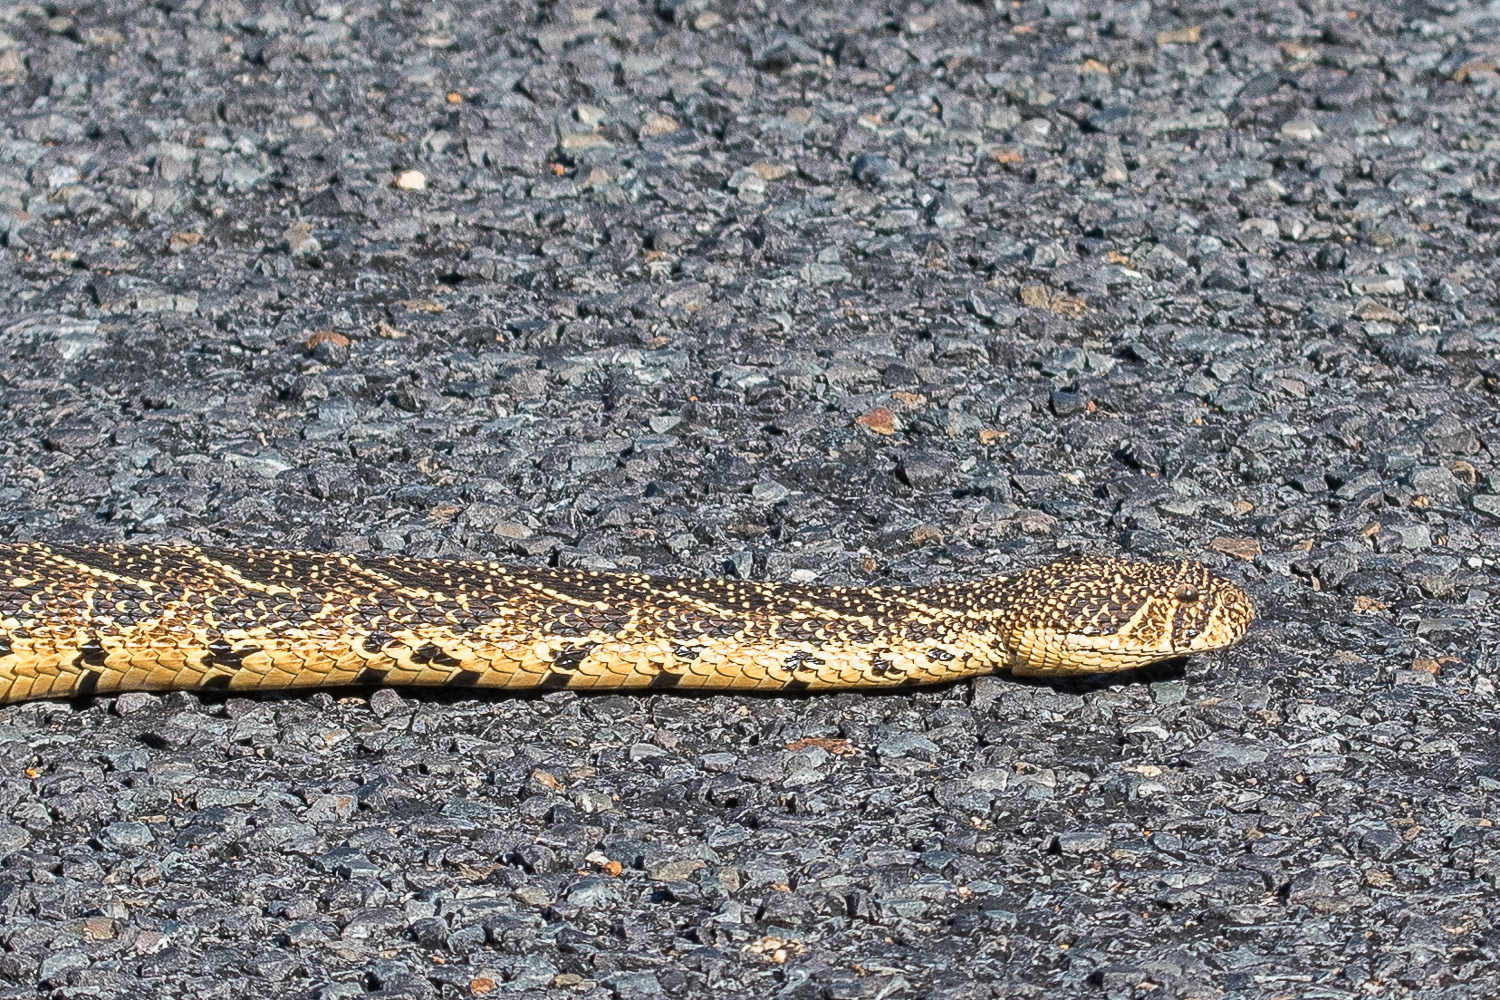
left=0, top=0, right=1498, bottom=997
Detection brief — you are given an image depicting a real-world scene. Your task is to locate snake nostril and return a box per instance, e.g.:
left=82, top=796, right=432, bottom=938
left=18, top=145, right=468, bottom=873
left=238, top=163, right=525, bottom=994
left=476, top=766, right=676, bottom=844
left=1174, top=584, right=1199, bottom=603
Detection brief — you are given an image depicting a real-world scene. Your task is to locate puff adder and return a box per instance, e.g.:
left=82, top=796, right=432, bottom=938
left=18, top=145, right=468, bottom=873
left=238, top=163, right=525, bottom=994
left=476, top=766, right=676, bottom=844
left=0, top=543, right=1254, bottom=704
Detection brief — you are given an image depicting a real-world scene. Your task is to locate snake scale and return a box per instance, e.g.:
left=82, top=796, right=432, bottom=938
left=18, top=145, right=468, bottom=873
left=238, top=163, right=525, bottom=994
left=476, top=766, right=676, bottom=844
left=0, top=543, right=1254, bottom=704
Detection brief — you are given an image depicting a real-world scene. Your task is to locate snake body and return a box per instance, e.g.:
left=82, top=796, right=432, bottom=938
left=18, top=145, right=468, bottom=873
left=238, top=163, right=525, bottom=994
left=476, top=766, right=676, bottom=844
left=0, top=543, right=1254, bottom=704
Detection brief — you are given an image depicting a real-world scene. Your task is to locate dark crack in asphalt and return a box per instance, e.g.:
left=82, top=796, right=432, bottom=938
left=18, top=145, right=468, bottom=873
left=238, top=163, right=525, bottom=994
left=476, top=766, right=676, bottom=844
left=0, top=0, right=1498, bottom=998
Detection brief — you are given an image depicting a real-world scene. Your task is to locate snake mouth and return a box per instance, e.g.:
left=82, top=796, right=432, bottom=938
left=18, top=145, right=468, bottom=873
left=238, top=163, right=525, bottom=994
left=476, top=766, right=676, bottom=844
left=1007, top=630, right=1176, bottom=676
left=1009, top=634, right=1221, bottom=677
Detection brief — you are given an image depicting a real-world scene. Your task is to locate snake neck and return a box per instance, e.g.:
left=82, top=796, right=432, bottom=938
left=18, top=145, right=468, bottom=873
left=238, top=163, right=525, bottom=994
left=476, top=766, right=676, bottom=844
left=892, top=581, right=1018, bottom=672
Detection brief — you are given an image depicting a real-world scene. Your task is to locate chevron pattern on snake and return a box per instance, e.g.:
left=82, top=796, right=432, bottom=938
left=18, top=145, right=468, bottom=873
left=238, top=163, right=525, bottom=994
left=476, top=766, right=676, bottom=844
left=0, top=543, right=1255, bottom=704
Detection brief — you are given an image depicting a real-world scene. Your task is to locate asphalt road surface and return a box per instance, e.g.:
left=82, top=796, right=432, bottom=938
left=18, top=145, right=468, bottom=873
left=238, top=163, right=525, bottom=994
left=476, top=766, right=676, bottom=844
left=0, top=0, right=1497, bottom=998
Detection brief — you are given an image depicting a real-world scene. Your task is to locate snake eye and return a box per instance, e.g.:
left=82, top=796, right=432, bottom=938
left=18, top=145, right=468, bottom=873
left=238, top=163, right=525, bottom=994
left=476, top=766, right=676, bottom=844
left=1174, top=584, right=1200, bottom=603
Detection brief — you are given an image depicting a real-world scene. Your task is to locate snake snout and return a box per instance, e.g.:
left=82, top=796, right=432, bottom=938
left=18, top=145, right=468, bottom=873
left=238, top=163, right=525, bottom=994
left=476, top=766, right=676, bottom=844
left=1194, top=576, right=1255, bottom=653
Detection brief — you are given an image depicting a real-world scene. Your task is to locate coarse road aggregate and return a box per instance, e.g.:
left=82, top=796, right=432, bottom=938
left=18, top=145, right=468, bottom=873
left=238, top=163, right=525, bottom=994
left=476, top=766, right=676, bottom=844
left=0, top=0, right=1498, bottom=998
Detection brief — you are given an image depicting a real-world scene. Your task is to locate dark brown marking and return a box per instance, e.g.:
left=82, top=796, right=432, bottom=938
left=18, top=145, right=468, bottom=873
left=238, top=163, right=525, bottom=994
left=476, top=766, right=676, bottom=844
left=412, top=642, right=462, bottom=667
left=783, top=651, right=826, bottom=671
left=200, top=674, right=233, bottom=691
left=537, top=671, right=572, bottom=691
left=362, top=632, right=392, bottom=654
left=446, top=669, right=485, bottom=687
left=648, top=670, right=681, bottom=690
left=356, top=667, right=389, bottom=685
left=75, top=670, right=100, bottom=697
left=205, top=640, right=258, bottom=669
left=777, top=618, right=818, bottom=641
left=77, top=638, right=108, bottom=667
left=551, top=642, right=597, bottom=670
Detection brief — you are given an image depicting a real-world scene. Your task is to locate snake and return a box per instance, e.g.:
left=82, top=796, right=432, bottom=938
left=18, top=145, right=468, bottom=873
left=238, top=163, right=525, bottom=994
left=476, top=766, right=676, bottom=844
left=0, top=543, right=1254, bottom=705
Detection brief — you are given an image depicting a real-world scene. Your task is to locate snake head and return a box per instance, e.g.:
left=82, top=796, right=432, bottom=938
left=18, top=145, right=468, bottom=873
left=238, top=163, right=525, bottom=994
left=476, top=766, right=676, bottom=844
left=999, top=557, right=1255, bottom=677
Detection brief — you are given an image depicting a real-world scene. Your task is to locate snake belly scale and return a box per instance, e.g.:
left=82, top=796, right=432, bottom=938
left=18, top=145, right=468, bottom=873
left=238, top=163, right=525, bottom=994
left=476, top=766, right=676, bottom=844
left=0, top=543, right=1255, bottom=704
